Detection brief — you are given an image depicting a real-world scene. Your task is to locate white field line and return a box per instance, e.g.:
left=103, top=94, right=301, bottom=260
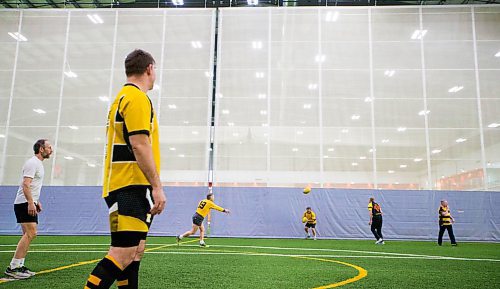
left=0, top=249, right=498, bottom=262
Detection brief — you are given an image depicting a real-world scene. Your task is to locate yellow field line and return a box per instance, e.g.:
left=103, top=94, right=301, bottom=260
left=0, top=239, right=197, bottom=285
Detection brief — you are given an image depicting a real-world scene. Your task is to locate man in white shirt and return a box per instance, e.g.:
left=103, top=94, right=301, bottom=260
left=4, top=139, right=53, bottom=279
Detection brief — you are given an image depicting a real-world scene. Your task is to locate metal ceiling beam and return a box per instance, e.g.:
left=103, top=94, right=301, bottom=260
left=0, top=0, right=14, bottom=8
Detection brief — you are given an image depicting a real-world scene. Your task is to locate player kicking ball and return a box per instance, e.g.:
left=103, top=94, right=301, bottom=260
left=176, top=193, right=230, bottom=247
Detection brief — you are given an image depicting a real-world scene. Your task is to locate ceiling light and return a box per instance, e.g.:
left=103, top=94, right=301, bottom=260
left=8, top=32, right=27, bottom=41
left=228, top=122, right=234, bottom=126
left=414, top=158, right=423, bottom=162
left=323, top=155, right=329, bottom=158
left=308, top=84, right=318, bottom=90
left=87, top=14, right=104, bottom=24
left=33, top=108, right=46, bottom=114
left=431, top=149, right=441, bottom=154
left=99, top=96, right=110, bottom=102
left=259, top=110, right=267, bottom=115
left=247, top=0, right=258, bottom=5
left=178, top=154, right=185, bottom=158
left=388, top=170, right=395, bottom=174
left=192, top=131, right=199, bottom=135
left=183, top=120, right=190, bottom=124
left=216, top=93, right=223, bottom=98
left=487, top=123, right=500, bottom=128
left=87, top=163, right=96, bottom=168
left=204, top=71, right=212, bottom=77
left=315, top=54, right=326, bottom=63
left=173, top=0, right=184, bottom=5
left=68, top=126, right=79, bottom=130
left=364, top=97, right=373, bottom=102
left=258, top=93, right=267, bottom=99
left=222, top=109, right=230, bottom=114
left=381, top=139, right=389, bottom=143
left=255, top=72, right=265, bottom=78
left=296, top=131, right=303, bottom=135
left=418, top=110, right=430, bottom=116
left=455, top=138, right=467, bottom=143
left=233, top=133, right=239, bottom=137
left=64, top=71, right=78, bottom=78
left=169, top=147, right=176, bottom=151
left=168, top=104, right=177, bottom=109
left=495, top=51, right=500, bottom=58
left=448, top=86, right=464, bottom=93
left=411, top=29, right=427, bottom=40
left=252, top=41, right=263, bottom=49
left=359, top=156, right=367, bottom=160
left=325, top=11, right=339, bottom=22
left=303, top=104, right=312, bottom=109
left=292, top=148, right=299, bottom=152
left=0, top=134, right=6, bottom=138
left=64, top=156, right=74, bottom=160
left=327, top=148, right=334, bottom=152
left=261, top=123, right=269, bottom=127
left=341, top=129, right=349, bottom=133
left=384, top=70, right=395, bottom=77
left=351, top=162, right=358, bottom=166
left=399, top=164, right=407, bottom=168
left=369, top=148, right=375, bottom=153
left=334, top=139, right=341, bottom=143
left=191, top=41, right=202, bottom=49
left=397, top=127, right=407, bottom=132
left=351, top=114, right=360, bottom=120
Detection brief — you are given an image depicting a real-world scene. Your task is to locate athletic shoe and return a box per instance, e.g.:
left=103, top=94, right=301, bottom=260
left=313, top=237, right=317, bottom=241
left=380, top=241, right=385, bottom=245
left=20, top=266, right=35, bottom=276
left=4, top=267, right=30, bottom=279
left=451, top=243, right=458, bottom=247
left=376, top=239, right=384, bottom=244
left=199, top=243, right=209, bottom=248
left=176, top=235, right=181, bottom=245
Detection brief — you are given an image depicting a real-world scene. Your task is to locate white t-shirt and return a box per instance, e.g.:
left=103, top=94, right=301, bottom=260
left=14, top=156, right=45, bottom=205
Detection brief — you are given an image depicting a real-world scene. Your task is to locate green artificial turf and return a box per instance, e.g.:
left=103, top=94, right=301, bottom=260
left=0, top=236, right=499, bottom=288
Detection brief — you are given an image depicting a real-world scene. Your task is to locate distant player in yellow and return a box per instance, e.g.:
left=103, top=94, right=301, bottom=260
left=176, top=193, right=230, bottom=247
left=303, top=207, right=317, bottom=240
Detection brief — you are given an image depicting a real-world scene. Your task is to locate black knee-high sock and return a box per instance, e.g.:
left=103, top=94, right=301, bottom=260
left=84, top=255, right=123, bottom=289
left=117, top=261, right=141, bottom=289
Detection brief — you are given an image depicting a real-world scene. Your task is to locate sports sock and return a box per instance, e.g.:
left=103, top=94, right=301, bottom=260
left=84, top=255, right=123, bottom=289
left=117, top=261, right=140, bottom=289
left=10, top=258, right=22, bottom=269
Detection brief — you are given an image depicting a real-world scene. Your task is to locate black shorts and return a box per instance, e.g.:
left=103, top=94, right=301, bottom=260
left=14, top=203, right=38, bottom=224
left=305, top=223, right=316, bottom=228
left=105, top=186, right=154, bottom=248
left=192, top=212, right=204, bottom=226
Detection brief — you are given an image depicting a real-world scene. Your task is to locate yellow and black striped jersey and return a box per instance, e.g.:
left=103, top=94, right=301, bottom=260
left=439, top=206, right=452, bottom=225
left=102, top=83, right=160, bottom=197
left=196, top=199, right=224, bottom=218
left=368, top=202, right=382, bottom=216
left=303, top=211, right=317, bottom=224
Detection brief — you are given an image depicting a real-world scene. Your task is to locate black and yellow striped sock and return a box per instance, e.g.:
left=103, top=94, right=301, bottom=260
left=117, top=261, right=140, bottom=289
left=84, top=255, right=123, bottom=289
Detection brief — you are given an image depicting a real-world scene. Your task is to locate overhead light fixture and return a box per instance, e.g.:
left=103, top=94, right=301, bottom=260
left=68, top=126, right=79, bottom=130
left=369, top=148, right=375, bottom=153
left=364, top=97, right=373, bottom=103
left=411, top=29, right=427, bottom=40
left=98, top=96, right=110, bottom=102
left=495, top=51, right=500, bottom=58
left=0, top=134, right=6, bottom=138
left=64, top=71, right=78, bottom=78
left=431, top=149, right=441, bottom=154
left=169, top=147, right=176, bottom=151
left=87, top=14, right=104, bottom=24
left=258, top=93, right=267, bottom=99
left=414, top=158, right=423, bottom=162
left=448, top=86, right=464, bottom=93
left=204, top=71, right=212, bottom=77
left=351, top=114, right=360, bottom=120
left=455, top=138, right=467, bottom=143
left=247, top=0, right=258, bottom=5
left=222, top=109, right=230, bottom=114
left=8, top=32, right=27, bottom=41
left=359, top=156, right=367, bottom=160
left=172, top=0, right=184, bottom=5
left=64, top=156, right=74, bottom=160
left=183, top=120, right=190, bottom=124
left=418, top=110, right=430, bottom=116
left=296, top=131, right=303, bottom=135
left=252, top=41, right=263, bottom=49
left=351, top=162, right=358, bottom=166
left=178, top=154, right=185, bottom=158
left=384, top=70, right=395, bottom=77
left=323, top=155, right=329, bottom=159
left=191, top=41, right=202, bottom=49
left=303, top=104, right=312, bottom=109
left=232, top=133, right=239, bottom=137
left=216, top=93, right=223, bottom=98
left=388, top=170, right=395, bottom=174
left=260, top=110, right=267, bottom=115
left=228, top=122, right=234, bottom=126
left=87, top=163, right=96, bottom=168
left=262, top=123, right=269, bottom=127
left=308, top=84, right=318, bottom=90
left=399, top=164, right=407, bottom=168
left=168, top=104, right=177, bottom=109
left=255, top=72, right=265, bottom=78
left=334, top=139, right=341, bottom=143
left=488, top=123, right=500, bottom=128
left=33, top=108, right=46, bottom=114
left=381, top=139, right=389, bottom=143
left=397, top=127, right=407, bottom=132
left=192, top=131, right=199, bottom=135
left=315, top=54, right=326, bottom=63
left=325, top=11, right=339, bottom=22
left=327, top=148, right=334, bottom=152
left=341, top=129, right=349, bottom=133
left=292, top=148, right=299, bottom=152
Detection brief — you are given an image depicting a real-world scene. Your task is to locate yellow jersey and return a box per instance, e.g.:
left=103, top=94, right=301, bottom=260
left=303, top=211, right=317, bottom=224
left=196, top=199, right=224, bottom=218
left=102, top=83, right=160, bottom=197
left=439, top=206, right=452, bottom=226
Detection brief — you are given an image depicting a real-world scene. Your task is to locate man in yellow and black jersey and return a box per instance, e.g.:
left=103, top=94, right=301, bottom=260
left=368, top=197, right=384, bottom=245
left=438, top=200, right=457, bottom=246
left=85, top=49, right=166, bottom=289
left=176, top=193, right=230, bottom=247
left=303, top=207, right=317, bottom=240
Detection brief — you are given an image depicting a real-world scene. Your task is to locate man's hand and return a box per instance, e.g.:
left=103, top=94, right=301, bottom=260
left=28, top=202, right=37, bottom=216
left=368, top=221, right=372, bottom=225
left=36, top=201, right=42, bottom=213
left=150, top=187, right=166, bottom=215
